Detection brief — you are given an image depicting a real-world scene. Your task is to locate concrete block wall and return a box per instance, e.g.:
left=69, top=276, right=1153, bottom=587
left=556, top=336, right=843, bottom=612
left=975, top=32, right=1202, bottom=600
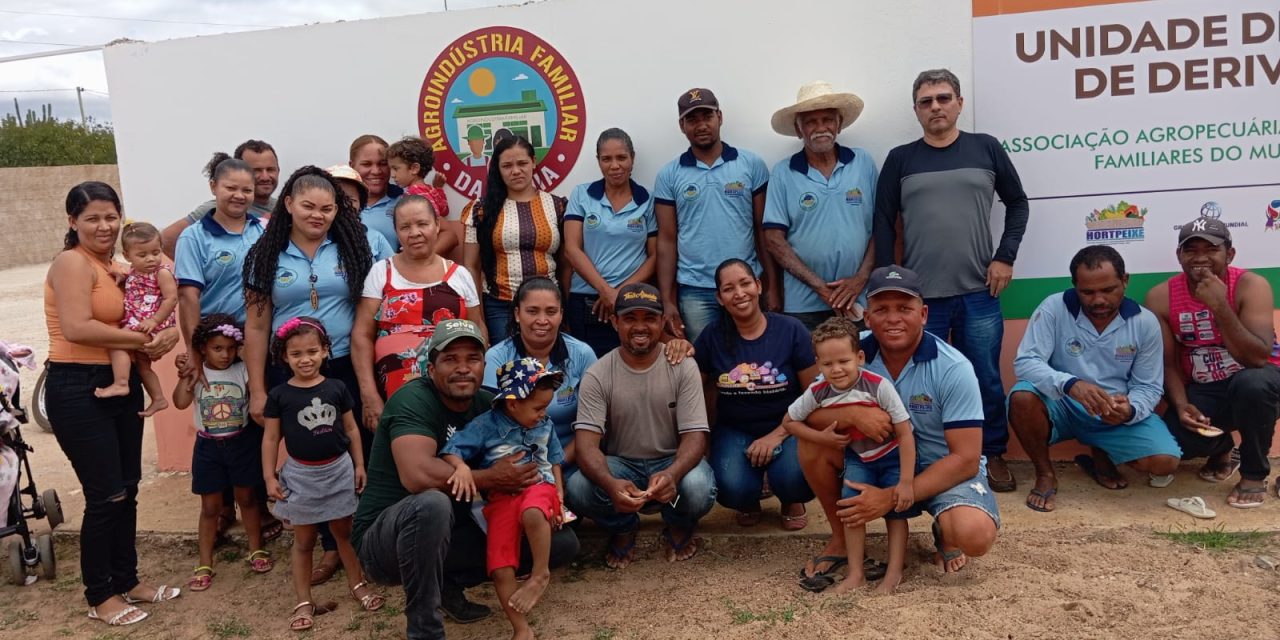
left=0, top=165, right=121, bottom=269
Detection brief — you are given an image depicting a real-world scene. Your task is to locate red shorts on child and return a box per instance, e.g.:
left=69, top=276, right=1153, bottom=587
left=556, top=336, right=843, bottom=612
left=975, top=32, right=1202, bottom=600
left=481, top=482, right=560, bottom=574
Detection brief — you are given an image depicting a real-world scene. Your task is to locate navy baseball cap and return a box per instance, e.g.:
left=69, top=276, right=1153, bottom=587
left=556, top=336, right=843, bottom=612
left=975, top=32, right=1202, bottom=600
left=866, top=265, right=923, bottom=299
left=677, top=88, right=719, bottom=119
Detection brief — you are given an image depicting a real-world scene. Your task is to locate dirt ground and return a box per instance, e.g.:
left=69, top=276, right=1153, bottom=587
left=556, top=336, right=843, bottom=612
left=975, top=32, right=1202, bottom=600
left=1, top=526, right=1278, bottom=640
left=4, top=261, right=1280, bottom=639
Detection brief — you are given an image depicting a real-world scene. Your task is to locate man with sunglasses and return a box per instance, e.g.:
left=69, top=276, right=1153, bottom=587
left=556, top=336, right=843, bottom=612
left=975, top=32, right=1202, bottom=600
left=872, top=69, right=1030, bottom=495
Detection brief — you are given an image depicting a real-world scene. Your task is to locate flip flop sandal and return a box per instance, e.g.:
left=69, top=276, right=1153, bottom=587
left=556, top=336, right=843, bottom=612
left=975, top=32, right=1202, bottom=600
left=1227, top=481, right=1268, bottom=510
left=261, top=518, right=285, bottom=543
left=247, top=549, right=274, bottom=574
left=290, top=601, right=331, bottom=632
left=932, top=520, right=966, bottom=573
left=1075, top=454, right=1127, bottom=490
left=1197, top=449, right=1241, bottom=484
left=310, top=558, right=340, bottom=585
left=985, top=457, right=1017, bottom=493
left=780, top=505, right=808, bottom=531
left=121, top=584, right=181, bottom=604
left=661, top=527, right=700, bottom=561
left=351, top=580, right=386, bottom=612
left=188, top=566, right=215, bottom=592
left=1025, top=487, right=1057, bottom=513
left=88, top=604, right=148, bottom=626
left=605, top=531, right=638, bottom=568
left=1166, top=496, right=1216, bottom=519
left=1149, top=474, right=1175, bottom=488
left=798, top=555, right=848, bottom=592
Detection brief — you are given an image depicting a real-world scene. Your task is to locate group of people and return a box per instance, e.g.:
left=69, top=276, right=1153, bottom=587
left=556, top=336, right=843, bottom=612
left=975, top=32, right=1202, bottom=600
left=40, top=67, right=1279, bottom=640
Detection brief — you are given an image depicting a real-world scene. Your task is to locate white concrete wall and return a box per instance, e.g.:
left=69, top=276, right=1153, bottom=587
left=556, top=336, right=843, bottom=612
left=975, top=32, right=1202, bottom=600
left=103, top=0, right=974, bottom=224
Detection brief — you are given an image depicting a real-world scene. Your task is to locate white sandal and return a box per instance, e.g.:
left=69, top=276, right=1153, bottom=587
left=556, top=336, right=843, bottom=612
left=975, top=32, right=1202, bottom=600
left=1166, top=496, right=1216, bottom=519
left=88, top=604, right=148, bottom=626
left=121, top=584, right=181, bottom=604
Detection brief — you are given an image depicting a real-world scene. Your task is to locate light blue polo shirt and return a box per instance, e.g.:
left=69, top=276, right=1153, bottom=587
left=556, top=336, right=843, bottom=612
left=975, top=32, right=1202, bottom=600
left=860, top=331, right=984, bottom=467
left=763, top=145, right=878, bottom=313
left=365, top=227, right=395, bottom=262
left=360, top=183, right=404, bottom=252
left=175, top=212, right=264, bottom=324
left=654, top=143, right=768, bottom=288
left=1013, top=290, right=1164, bottom=423
left=270, top=237, right=363, bottom=358
left=565, top=179, right=656, bottom=295
left=482, top=334, right=598, bottom=448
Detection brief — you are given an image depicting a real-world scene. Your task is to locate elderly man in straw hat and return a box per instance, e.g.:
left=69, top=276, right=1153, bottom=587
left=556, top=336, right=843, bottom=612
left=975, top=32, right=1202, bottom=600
left=762, top=81, right=878, bottom=332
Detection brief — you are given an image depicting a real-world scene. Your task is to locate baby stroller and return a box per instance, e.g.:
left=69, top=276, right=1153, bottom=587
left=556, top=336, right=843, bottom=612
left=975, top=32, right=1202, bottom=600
left=0, top=345, right=63, bottom=585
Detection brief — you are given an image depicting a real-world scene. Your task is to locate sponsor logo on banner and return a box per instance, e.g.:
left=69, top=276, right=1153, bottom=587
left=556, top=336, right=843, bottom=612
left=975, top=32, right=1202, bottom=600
left=419, top=26, right=586, bottom=200
left=1171, top=202, right=1247, bottom=232
left=1086, top=201, right=1145, bottom=244
left=1266, top=199, right=1279, bottom=231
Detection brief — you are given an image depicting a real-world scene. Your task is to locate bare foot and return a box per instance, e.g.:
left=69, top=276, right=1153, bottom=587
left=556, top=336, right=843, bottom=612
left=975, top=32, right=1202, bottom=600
left=874, top=573, right=903, bottom=595
left=832, top=573, right=865, bottom=595
left=138, top=397, right=169, bottom=417
left=508, top=569, right=549, bottom=613
left=511, top=626, right=536, bottom=640
left=1025, top=474, right=1057, bottom=512
left=95, top=382, right=131, bottom=399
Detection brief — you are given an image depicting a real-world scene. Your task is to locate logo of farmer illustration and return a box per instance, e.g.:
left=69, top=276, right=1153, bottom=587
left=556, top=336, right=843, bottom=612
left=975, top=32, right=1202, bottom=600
left=1085, top=200, right=1146, bottom=245
left=419, top=27, right=587, bottom=199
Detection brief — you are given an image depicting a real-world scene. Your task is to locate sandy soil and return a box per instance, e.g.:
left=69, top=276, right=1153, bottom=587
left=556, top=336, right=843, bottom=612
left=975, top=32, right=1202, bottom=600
left=4, top=261, right=1280, bottom=639
left=0, top=526, right=1277, bottom=640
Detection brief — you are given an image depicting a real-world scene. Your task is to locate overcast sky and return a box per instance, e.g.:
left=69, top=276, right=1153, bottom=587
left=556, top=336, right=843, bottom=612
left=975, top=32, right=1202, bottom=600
left=0, top=0, right=535, bottom=124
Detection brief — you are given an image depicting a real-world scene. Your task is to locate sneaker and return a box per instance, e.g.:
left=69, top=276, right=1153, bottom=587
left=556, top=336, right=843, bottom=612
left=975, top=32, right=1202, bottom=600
left=439, top=584, right=491, bottom=624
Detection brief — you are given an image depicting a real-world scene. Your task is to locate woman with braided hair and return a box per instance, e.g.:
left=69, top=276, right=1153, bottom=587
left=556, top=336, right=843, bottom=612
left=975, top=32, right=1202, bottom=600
left=242, top=166, right=376, bottom=584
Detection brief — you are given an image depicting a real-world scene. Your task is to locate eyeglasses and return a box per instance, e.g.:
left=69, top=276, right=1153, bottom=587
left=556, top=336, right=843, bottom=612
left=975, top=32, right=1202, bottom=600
left=915, top=93, right=955, bottom=109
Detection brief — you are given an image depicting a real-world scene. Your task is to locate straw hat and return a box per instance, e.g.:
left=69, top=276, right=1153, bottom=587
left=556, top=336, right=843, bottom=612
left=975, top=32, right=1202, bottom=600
left=770, top=81, right=864, bottom=136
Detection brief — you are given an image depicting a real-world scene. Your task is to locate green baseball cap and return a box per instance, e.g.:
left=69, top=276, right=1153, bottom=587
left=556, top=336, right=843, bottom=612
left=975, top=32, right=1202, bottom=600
left=466, top=126, right=486, bottom=141
left=426, top=319, right=486, bottom=355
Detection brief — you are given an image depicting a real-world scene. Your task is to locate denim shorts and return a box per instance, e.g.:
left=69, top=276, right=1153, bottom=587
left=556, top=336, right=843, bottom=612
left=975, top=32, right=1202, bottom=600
left=841, top=450, right=922, bottom=520
left=191, top=429, right=264, bottom=495
left=921, top=457, right=1002, bottom=529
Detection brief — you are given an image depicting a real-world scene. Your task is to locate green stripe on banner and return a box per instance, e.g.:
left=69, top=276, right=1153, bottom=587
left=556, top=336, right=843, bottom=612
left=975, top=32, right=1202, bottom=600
left=999, top=267, right=1280, bottom=319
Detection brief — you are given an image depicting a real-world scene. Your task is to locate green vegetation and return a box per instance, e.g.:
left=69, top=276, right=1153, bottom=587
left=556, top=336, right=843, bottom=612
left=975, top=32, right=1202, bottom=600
left=722, top=598, right=797, bottom=625
left=206, top=614, right=252, bottom=638
left=0, top=608, right=38, bottom=630
left=1155, top=525, right=1272, bottom=551
left=0, top=104, right=116, bottom=167
left=593, top=628, right=617, bottom=640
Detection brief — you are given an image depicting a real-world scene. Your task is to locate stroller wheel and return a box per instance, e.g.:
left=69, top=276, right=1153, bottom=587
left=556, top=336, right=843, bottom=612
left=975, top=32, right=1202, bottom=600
left=7, top=540, right=26, bottom=586
left=42, top=489, right=63, bottom=529
left=33, top=368, right=52, bottom=433
left=37, top=534, right=55, bottom=580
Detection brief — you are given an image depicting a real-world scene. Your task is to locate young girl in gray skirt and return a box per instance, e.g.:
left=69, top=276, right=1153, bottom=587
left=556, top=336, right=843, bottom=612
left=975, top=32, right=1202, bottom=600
left=261, top=317, right=384, bottom=632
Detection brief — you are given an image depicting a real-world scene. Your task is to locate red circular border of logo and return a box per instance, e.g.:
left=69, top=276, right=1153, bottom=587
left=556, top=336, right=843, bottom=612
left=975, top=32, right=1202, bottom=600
left=418, top=26, right=587, bottom=198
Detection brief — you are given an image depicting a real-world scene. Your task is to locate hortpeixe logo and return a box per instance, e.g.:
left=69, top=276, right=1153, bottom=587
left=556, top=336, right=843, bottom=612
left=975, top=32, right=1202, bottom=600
left=419, top=27, right=587, bottom=199
left=1085, top=200, right=1146, bottom=244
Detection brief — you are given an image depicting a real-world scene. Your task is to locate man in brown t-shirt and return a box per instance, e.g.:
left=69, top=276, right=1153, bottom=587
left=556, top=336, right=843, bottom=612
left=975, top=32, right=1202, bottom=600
left=565, top=283, right=716, bottom=569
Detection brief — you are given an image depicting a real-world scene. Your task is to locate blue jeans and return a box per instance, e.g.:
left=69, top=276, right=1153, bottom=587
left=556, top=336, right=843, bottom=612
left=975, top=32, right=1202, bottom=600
left=924, top=290, right=1008, bottom=457
left=564, top=292, right=620, bottom=357
left=709, top=428, right=813, bottom=511
left=677, top=285, right=720, bottom=343
left=565, top=455, right=717, bottom=533
left=483, top=294, right=512, bottom=345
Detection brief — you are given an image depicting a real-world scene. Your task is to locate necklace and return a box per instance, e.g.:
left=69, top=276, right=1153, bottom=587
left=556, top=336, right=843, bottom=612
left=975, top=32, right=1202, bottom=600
left=309, top=265, right=319, bottom=311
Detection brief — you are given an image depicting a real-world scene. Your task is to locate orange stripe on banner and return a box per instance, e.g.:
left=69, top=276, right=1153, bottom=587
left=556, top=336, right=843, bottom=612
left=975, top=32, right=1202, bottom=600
left=972, top=0, right=1149, bottom=17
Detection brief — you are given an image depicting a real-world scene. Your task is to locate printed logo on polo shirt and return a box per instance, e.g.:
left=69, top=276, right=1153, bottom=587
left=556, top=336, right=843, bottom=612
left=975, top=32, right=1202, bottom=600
left=625, top=216, right=645, bottom=232
left=585, top=213, right=601, bottom=229
left=1194, top=310, right=1211, bottom=320
left=798, top=192, right=818, bottom=211
left=418, top=26, right=587, bottom=201
left=1064, top=337, right=1085, bottom=357
left=845, top=188, right=864, bottom=205
left=717, top=361, right=787, bottom=392
left=723, top=181, right=747, bottom=198
left=555, top=384, right=576, bottom=405
left=334, top=264, right=348, bottom=282
left=213, top=250, right=235, bottom=267
left=1114, top=344, right=1137, bottom=361
left=1178, top=312, right=1193, bottom=323
left=682, top=184, right=700, bottom=201
left=276, top=269, right=298, bottom=288
left=908, top=393, right=933, bottom=413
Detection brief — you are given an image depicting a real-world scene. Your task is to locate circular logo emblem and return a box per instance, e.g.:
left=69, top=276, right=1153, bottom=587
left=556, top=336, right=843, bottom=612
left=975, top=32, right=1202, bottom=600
left=1200, top=201, right=1222, bottom=219
left=585, top=213, right=601, bottom=229
left=419, top=27, right=587, bottom=200
left=682, top=184, right=700, bottom=201
left=799, top=192, right=818, bottom=211
left=213, top=250, right=235, bottom=267
left=276, top=268, right=297, bottom=288
left=1065, top=337, right=1085, bottom=357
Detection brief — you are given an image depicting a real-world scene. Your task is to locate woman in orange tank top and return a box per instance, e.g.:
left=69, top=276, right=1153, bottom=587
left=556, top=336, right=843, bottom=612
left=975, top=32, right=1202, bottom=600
left=43, top=182, right=180, bottom=627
